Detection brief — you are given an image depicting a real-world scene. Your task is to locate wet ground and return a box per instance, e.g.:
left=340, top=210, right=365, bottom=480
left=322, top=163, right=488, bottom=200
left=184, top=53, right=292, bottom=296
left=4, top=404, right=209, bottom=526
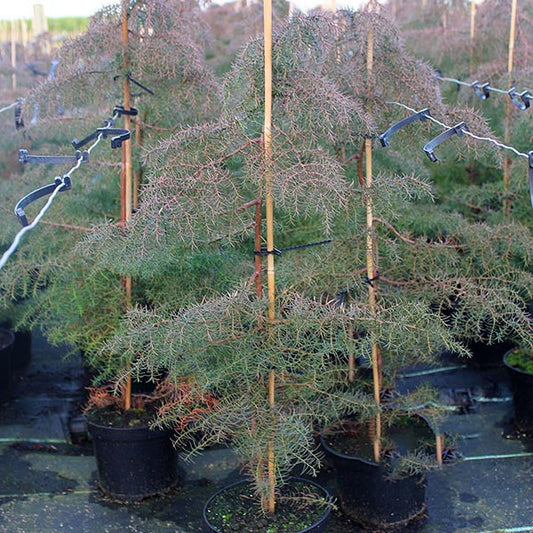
left=0, top=331, right=532, bottom=533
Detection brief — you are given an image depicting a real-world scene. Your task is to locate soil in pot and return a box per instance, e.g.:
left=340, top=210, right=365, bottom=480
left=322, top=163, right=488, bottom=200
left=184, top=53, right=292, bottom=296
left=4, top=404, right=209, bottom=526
left=503, top=349, right=533, bottom=434
left=87, top=407, right=178, bottom=502
left=203, top=477, right=332, bottom=533
left=0, top=327, right=15, bottom=403
left=321, top=415, right=435, bottom=531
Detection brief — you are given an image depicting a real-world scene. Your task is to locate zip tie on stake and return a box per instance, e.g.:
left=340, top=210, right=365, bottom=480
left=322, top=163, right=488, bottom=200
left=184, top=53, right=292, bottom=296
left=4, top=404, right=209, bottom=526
left=424, top=122, right=469, bottom=162
left=126, top=73, right=155, bottom=96
left=379, top=108, right=430, bottom=147
left=254, top=239, right=332, bottom=256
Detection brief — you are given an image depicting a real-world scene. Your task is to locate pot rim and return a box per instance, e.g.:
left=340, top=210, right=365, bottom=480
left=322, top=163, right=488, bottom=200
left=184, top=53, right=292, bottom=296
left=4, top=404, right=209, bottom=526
left=320, top=413, right=435, bottom=466
left=202, top=476, right=332, bottom=533
left=87, top=418, right=172, bottom=438
left=503, top=349, right=533, bottom=377
left=0, top=326, right=15, bottom=349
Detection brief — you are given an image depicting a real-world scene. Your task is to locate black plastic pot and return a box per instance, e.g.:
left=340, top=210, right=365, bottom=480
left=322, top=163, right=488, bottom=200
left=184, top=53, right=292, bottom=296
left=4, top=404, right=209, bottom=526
left=203, top=477, right=332, bottom=533
left=0, top=327, right=15, bottom=403
left=87, top=421, right=178, bottom=501
left=12, top=329, right=32, bottom=377
left=321, top=417, right=433, bottom=530
left=503, top=350, right=533, bottom=432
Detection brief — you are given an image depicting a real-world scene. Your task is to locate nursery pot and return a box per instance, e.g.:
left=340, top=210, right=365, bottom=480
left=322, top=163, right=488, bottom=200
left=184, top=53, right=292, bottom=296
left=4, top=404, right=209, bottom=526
left=503, top=350, right=533, bottom=432
left=203, top=477, right=332, bottom=533
left=0, top=327, right=15, bottom=403
left=321, top=416, right=433, bottom=530
left=12, top=329, right=32, bottom=377
left=87, top=420, right=178, bottom=501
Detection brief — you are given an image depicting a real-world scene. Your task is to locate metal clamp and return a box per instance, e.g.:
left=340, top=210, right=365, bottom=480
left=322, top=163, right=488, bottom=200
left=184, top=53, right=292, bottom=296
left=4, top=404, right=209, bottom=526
left=471, top=81, right=490, bottom=100
left=18, top=149, right=89, bottom=165
left=509, top=87, right=531, bottom=110
left=14, top=176, right=72, bottom=226
left=423, top=122, right=469, bottom=162
left=379, top=108, right=430, bottom=147
left=95, top=127, right=131, bottom=149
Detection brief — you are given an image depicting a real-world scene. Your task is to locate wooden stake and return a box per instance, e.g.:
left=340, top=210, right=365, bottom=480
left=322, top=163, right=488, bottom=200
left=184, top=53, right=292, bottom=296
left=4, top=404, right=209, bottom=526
left=364, top=15, right=382, bottom=464
left=503, top=0, right=518, bottom=215
left=469, top=0, right=476, bottom=75
left=436, top=433, right=444, bottom=466
left=121, top=0, right=133, bottom=411
left=10, top=21, right=17, bottom=91
left=263, top=0, right=276, bottom=515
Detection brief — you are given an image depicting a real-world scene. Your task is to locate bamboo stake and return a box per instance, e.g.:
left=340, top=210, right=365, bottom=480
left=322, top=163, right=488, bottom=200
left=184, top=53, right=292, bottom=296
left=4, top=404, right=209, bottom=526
left=469, top=0, right=476, bottom=75
left=436, top=433, right=444, bottom=466
left=121, top=0, right=133, bottom=411
left=364, top=14, right=382, bottom=464
left=503, top=0, right=518, bottom=215
left=20, top=19, right=27, bottom=64
left=10, top=21, right=17, bottom=91
left=263, top=0, right=276, bottom=515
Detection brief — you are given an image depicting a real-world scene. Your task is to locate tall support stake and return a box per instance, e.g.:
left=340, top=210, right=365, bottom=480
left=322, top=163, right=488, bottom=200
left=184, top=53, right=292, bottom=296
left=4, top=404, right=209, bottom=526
left=503, top=0, right=518, bottom=215
left=470, top=0, right=476, bottom=75
left=10, top=21, right=17, bottom=91
left=121, top=0, right=133, bottom=411
left=263, top=0, right=276, bottom=516
left=364, top=13, right=382, bottom=464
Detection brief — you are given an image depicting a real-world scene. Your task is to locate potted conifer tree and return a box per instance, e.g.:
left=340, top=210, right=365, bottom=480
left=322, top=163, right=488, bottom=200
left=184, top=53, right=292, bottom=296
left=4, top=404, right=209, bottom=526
left=0, top=0, right=223, bottom=501
left=57, top=4, right=533, bottom=529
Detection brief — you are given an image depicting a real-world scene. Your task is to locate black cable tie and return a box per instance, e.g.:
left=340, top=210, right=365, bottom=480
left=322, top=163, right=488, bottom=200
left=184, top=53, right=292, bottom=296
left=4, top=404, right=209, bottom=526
left=72, top=130, right=100, bottom=150
left=72, top=112, right=122, bottom=149
left=126, top=73, right=155, bottom=96
left=278, top=239, right=333, bottom=253
left=423, top=122, right=469, bottom=162
left=364, top=271, right=380, bottom=287
left=113, top=105, right=138, bottom=117
left=379, top=108, right=430, bottom=147
left=471, top=81, right=490, bottom=100
left=95, top=127, right=131, bottom=149
left=14, top=98, right=24, bottom=130
left=14, top=175, right=71, bottom=227
left=254, top=247, right=282, bottom=256
left=527, top=150, right=533, bottom=207
left=508, top=87, right=531, bottom=110
left=18, top=149, right=89, bottom=165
